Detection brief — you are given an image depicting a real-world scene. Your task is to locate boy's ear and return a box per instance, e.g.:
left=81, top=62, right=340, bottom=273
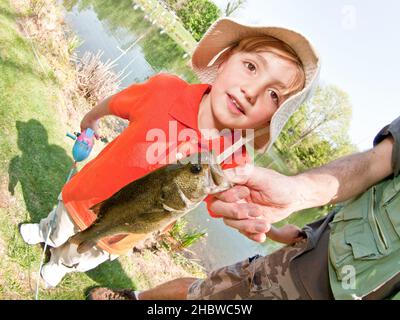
left=217, top=60, right=227, bottom=74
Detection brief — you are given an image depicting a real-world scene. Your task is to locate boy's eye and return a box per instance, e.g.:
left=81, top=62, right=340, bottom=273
left=244, top=62, right=256, bottom=72
left=269, top=90, right=279, bottom=105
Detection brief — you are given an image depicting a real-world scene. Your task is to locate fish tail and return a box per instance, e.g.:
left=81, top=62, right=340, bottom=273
left=69, top=232, right=83, bottom=246
left=77, top=240, right=98, bottom=254
left=68, top=228, right=100, bottom=253
left=68, top=221, right=105, bottom=251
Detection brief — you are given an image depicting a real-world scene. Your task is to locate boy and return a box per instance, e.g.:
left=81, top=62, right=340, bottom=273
left=19, top=18, right=320, bottom=287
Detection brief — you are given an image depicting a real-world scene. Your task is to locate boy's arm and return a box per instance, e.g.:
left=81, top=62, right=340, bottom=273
left=80, top=95, right=114, bottom=139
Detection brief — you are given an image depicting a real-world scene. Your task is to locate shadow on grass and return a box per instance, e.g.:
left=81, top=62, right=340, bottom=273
left=8, top=119, right=134, bottom=291
left=8, top=119, right=72, bottom=221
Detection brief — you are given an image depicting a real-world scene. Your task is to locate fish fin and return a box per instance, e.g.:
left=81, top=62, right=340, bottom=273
left=77, top=240, right=98, bottom=254
left=89, top=201, right=104, bottom=215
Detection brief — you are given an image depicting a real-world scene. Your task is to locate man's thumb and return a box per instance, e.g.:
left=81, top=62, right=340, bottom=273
left=224, top=164, right=255, bottom=185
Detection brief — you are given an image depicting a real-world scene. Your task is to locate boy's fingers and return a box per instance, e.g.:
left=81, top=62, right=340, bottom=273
left=297, top=230, right=307, bottom=238
left=214, top=185, right=250, bottom=202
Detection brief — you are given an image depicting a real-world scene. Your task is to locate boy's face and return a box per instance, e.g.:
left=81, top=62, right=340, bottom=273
left=207, top=50, right=299, bottom=131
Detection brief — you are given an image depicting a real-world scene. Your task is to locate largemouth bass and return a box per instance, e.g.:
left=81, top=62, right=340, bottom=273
left=69, top=152, right=231, bottom=253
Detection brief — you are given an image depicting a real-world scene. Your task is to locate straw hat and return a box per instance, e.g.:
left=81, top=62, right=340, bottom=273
left=191, top=18, right=321, bottom=153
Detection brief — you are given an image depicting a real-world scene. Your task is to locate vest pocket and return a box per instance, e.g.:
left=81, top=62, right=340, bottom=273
left=330, top=220, right=382, bottom=281
left=384, top=196, right=400, bottom=239
left=344, top=221, right=381, bottom=260
left=329, top=231, right=353, bottom=270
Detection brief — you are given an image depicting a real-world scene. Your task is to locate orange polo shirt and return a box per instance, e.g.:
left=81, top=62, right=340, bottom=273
left=62, top=73, right=250, bottom=255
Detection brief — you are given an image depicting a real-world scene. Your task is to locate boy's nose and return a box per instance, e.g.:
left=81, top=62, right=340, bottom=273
left=241, top=82, right=263, bottom=105
left=241, top=73, right=275, bottom=105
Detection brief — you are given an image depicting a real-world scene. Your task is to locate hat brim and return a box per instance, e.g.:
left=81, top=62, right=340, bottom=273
left=191, top=18, right=321, bottom=153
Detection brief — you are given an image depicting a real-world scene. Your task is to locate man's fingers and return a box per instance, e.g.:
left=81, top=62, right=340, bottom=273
left=223, top=217, right=270, bottom=234
left=248, top=233, right=267, bottom=243
left=223, top=164, right=255, bottom=185
left=209, top=199, right=264, bottom=220
left=239, top=230, right=267, bottom=243
left=210, top=200, right=249, bottom=219
left=214, top=185, right=250, bottom=202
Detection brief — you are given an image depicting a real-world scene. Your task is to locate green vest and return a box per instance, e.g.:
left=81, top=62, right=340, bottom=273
left=328, top=174, right=400, bottom=300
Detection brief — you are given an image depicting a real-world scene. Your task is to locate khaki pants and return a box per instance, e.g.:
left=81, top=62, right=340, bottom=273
left=39, top=194, right=118, bottom=273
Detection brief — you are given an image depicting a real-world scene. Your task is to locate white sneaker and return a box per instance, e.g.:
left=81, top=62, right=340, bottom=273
left=19, top=223, right=44, bottom=245
left=40, top=262, right=69, bottom=288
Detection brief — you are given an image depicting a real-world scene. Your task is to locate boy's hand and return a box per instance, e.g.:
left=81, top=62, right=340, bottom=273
left=80, top=115, right=101, bottom=140
left=80, top=96, right=114, bottom=140
left=266, top=224, right=306, bottom=245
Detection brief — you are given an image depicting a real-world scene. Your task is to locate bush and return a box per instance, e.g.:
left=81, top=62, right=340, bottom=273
left=176, top=0, right=221, bottom=41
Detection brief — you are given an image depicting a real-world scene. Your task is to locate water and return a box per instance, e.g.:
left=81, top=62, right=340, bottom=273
left=61, top=0, right=327, bottom=271
left=185, top=204, right=284, bottom=270
left=64, top=5, right=155, bottom=85
left=62, top=0, right=197, bottom=88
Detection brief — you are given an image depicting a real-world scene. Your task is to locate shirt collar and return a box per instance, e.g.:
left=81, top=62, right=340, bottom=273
left=168, top=83, right=211, bottom=131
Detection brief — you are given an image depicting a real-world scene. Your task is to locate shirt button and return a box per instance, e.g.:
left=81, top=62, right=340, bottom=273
left=176, top=152, right=184, bottom=160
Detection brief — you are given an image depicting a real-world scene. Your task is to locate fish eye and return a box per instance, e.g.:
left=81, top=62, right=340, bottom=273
left=190, top=164, right=202, bottom=174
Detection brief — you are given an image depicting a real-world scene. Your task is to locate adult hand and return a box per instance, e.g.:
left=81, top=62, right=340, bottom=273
left=209, top=164, right=306, bottom=242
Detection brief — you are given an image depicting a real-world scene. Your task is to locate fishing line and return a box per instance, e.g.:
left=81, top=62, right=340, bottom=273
left=216, top=127, right=269, bottom=164
left=35, top=163, right=77, bottom=300
left=35, top=129, right=95, bottom=299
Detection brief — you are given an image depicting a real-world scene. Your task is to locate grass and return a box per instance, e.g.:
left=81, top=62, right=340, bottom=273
left=0, top=0, right=135, bottom=299
left=161, top=218, right=207, bottom=251
left=0, top=0, right=204, bottom=299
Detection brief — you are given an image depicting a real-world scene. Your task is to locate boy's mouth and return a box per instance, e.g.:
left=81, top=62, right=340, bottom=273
left=227, top=94, right=245, bottom=115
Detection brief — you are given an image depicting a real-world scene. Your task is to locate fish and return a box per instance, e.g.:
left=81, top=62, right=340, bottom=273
left=68, top=151, right=232, bottom=253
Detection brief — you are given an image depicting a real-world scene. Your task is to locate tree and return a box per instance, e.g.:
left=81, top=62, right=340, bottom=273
left=224, top=0, right=247, bottom=17
left=176, top=0, right=221, bottom=41
left=273, top=84, right=357, bottom=170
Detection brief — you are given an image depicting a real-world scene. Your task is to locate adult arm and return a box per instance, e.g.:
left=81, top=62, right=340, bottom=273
left=209, top=136, right=394, bottom=242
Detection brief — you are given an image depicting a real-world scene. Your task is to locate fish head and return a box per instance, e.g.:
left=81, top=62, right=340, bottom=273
left=175, top=151, right=233, bottom=203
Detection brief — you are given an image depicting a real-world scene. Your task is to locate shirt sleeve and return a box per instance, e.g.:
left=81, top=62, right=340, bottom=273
left=205, top=147, right=252, bottom=218
left=373, top=116, right=400, bottom=177
left=108, top=78, right=152, bottom=121
left=108, top=73, right=183, bottom=121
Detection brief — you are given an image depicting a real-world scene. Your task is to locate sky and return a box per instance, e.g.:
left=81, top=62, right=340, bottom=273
left=211, top=0, right=400, bottom=150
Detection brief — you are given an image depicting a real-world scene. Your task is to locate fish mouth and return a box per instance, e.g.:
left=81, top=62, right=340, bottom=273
left=205, top=153, right=233, bottom=194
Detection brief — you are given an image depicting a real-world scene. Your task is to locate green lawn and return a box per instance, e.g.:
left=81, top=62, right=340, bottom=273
left=0, top=0, right=138, bottom=299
